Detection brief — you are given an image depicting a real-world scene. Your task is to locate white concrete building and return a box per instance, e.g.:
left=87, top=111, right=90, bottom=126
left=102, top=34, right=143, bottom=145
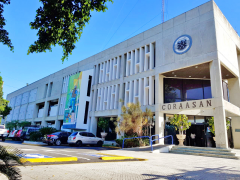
left=3, top=1, right=240, bottom=149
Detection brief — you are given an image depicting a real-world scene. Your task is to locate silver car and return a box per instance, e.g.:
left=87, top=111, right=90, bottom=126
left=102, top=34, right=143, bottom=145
left=68, top=132, right=104, bottom=147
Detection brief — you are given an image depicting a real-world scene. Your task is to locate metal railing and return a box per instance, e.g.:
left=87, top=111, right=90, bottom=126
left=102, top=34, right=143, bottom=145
left=122, top=134, right=174, bottom=151
left=150, top=135, right=173, bottom=151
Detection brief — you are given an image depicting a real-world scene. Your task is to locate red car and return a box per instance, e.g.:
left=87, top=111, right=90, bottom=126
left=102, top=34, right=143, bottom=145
left=14, top=130, right=22, bottom=141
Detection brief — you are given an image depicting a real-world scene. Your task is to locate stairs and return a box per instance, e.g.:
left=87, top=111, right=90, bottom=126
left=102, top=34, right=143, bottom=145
left=170, top=146, right=240, bottom=159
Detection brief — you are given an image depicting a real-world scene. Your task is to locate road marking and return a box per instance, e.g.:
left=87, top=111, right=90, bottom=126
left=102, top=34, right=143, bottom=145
left=77, top=157, right=90, bottom=161
left=20, top=149, right=37, bottom=151
left=44, top=150, right=55, bottom=152
left=77, top=153, right=105, bottom=157
left=60, top=150, right=76, bottom=153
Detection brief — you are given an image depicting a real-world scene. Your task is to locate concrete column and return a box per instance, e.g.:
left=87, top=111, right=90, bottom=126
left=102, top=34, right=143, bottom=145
left=129, top=81, right=133, bottom=103
left=107, top=86, right=111, bottom=110
left=149, top=76, right=154, bottom=105
left=109, top=59, right=113, bottom=81
left=116, top=57, right=120, bottom=79
left=139, top=78, right=143, bottom=105
left=210, top=61, right=228, bottom=148
left=114, top=85, right=119, bottom=109
left=130, top=50, right=135, bottom=75
left=143, top=77, right=147, bottom=105
left=155, top=74, right=164, bottom=144
left=124, top=83, right=128, bottom=106
left=102, top=62, right=106, bottom=83
left=133, top=79, right=137, bottom=103
left=140, top=47, right=144, bottom=73
left=90, top=117, right=98, bottom=135
left=150, top=43, right=155, bottom=70
left=96, top=89, right=100, bottom=111
left=100, top=87, right=104, bottom=111
left=228, top=54, right=240, bottom=148
left=98, top=64, right=102, bottom=84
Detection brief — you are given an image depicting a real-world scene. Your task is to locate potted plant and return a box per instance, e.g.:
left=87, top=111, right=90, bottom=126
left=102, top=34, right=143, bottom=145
left=169, top=114, right=191, bottom=146
left=97, top=118, right=109, bottom=140
left=208, top=117, right=230, bottom=142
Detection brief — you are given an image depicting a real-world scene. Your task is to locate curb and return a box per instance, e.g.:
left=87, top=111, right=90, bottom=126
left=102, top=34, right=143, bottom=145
left=102, top=145, right=121, bottom=149
left=22, top=141, right=47, bottom=146
left=21, top=157, right=78, bottom=163
left=98, top=153, right=147, bottom=161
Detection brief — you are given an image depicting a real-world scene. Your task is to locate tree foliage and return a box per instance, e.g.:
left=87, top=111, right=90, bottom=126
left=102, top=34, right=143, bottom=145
left=97, top=117, right=109, bottom=132
left=116, top=102, right=153, bottom=137
left=208, top=117, right=230, bottom=136
left=169, top=114, right=191, bottom=135
left=0, top=0, right=13, bottom=51
left=0, top=75, right=12, bottom=120
left=0, top=146, right=23, bottom=180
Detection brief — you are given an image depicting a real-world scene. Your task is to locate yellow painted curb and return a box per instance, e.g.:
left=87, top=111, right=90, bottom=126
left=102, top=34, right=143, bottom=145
left=21, top=157, right=78, bottom=163
left=102, top=145, right=121, bottom=149
left=100, top=156, right=135, bottom=160
left=97, top=153, right=147, bottom=161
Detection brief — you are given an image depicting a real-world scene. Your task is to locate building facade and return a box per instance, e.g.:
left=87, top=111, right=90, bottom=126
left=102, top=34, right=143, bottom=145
left=3, top=1, right=240, bottom=149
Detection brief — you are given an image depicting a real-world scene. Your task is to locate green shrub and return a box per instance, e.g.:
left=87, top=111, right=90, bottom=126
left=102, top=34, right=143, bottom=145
left=29, top=131, right=42, bottom=142
left=39, top=127, right=58, bottom=136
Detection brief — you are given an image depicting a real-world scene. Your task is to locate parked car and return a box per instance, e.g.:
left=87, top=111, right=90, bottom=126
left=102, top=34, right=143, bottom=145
left=45, top=131, right=71, bottom=146
left=20, top=127, right=40, bottom=141
left=14, top=130, right=22, bottom=141
left=68, top=132, right=104, bottom=147
left=9, top=130, right=18, bottom=140
left=0, top=125, right=9, bottom=141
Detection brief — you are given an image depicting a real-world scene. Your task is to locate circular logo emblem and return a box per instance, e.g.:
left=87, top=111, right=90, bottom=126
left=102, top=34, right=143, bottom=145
left=173, top=35, right=192, bottom=54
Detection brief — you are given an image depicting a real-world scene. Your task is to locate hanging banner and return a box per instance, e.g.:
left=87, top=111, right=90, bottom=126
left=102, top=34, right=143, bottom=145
left=63, top=72, right=82, bottom=129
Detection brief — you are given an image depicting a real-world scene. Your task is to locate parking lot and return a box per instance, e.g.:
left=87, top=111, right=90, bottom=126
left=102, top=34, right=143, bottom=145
left=0, top=140, right=132, bottom=165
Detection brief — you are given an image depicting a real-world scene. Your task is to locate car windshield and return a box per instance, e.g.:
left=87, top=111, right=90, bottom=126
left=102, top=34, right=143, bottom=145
left=70, top=132, right=78, bottom=136
left=0, top=125, right=4, bottom=129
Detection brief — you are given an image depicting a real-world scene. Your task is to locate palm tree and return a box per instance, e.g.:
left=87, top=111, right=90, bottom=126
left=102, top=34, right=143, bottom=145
left=0, top=146, right=23, bottom=180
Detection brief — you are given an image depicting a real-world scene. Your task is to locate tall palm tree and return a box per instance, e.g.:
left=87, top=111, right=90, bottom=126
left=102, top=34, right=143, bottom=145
left=0, top=146, right=23, bottom=180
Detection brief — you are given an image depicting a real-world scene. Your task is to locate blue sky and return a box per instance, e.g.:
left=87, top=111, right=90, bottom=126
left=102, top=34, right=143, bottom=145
left=1, top=0, right=240, bottom=99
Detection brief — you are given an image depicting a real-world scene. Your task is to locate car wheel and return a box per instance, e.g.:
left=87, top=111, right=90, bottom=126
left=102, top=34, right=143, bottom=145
left=76, top=141, right=82, bottom=147
left=97, top=141, right=103, bottom=147
left=55, top=139, right=61, bottom=146
left=2, top=138, right=5, bottom=142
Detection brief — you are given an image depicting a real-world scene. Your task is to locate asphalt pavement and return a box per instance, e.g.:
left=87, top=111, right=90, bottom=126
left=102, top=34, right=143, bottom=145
left=0, top=140, right=127, bottom=165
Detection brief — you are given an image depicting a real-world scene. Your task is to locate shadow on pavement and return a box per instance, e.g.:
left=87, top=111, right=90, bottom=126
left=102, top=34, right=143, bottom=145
left=142, top=166, right=240, bottom=180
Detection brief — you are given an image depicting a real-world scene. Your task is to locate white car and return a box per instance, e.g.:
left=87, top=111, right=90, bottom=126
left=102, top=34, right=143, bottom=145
left=0, top=125, right=9, bottom=141
left=68, top=132, right=104, bottom=147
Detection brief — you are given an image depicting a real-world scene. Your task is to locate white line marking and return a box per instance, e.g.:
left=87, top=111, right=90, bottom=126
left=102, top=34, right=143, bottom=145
left=77, top=157, right=90, bottom=161
left=20, top=149, right=37, bottom=151
left=60, top=150, right=76, bottom=153
left=44, top=150, right=55, bottom=152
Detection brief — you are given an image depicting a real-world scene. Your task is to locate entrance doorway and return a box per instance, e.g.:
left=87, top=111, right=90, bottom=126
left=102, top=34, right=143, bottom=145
left=96, top=117, right=117, bottom=141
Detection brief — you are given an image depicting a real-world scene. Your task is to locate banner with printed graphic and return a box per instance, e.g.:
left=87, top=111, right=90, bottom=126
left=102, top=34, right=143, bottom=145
left=63, top=72, right=82, bottom=128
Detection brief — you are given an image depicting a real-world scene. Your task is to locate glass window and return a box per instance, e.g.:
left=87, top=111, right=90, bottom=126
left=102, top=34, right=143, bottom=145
left=183, top=79, right=203, bottom=101
left=0, top=125, right=4, bottom=129
left=203, top=80, right=212, bottom=99
left=195, top=116, right=205, bottom=123
left=70, top=132, right=78, bottom=136
left=87, top=133, right=95, bottom=137
left=188, top=115, right=195, bottom=123
left=80, top=132, right=88, bottom=136
left=164, top=78, right=182, bottom=103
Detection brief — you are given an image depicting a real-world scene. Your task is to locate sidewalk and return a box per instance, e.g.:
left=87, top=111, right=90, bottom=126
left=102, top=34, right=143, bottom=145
left=18, top=149, right=240, bottom=180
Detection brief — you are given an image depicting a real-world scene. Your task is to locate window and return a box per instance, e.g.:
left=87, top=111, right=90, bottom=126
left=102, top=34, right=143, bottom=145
left=71, top=132, right=78, bottom=136
left=48, top=82, right=53, bottom=97
left=44, top=84, right=48, bottom=98
left=164, top=78, right=213, bottom=103
left=87, top=76, right=92, bottom=96
left=84, top=101, right=89, bottom=124
left=87, top=133, right=95, bottom=137
left=80, top=132, right=88, bottom=136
